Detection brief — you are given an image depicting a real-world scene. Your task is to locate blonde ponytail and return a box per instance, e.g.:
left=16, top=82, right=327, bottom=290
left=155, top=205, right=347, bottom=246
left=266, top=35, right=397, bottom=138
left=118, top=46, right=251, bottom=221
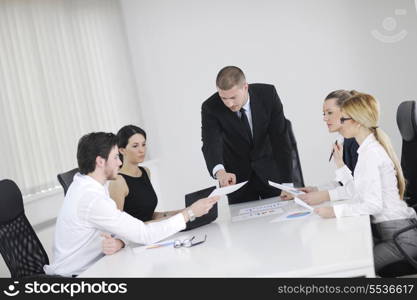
left=373, top=127, right=405, bottom=199
left=342, top=93, right=405, bottom=200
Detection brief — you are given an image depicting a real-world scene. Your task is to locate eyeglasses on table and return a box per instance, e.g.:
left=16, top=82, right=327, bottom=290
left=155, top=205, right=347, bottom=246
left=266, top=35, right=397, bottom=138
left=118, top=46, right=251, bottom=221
left=173, top=235, right=207, bottom=248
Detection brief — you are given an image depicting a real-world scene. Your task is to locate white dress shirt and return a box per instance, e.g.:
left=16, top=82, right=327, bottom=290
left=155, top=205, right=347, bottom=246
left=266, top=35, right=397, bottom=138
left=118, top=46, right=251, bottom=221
left=331, top=134, right=416, bottom=223
left=319, top=180, right=347, bottom=198
left=212, top=97, right=252, bottom=177
left=44, top=173, right=186, bottom=276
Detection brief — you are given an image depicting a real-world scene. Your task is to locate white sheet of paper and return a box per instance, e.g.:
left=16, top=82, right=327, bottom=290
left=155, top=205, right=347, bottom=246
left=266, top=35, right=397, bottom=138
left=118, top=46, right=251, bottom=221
left=269, top=210, right=318, bottom=223
left=239, top=201, right=289, bottom=215
left=268, top=180, right=313, bottom=211
left=294, top=197, right=314, bottom=211
left=268, top=181, right=305, bottom=196
left=232, top=207, right=284, bottom=222
left=209, top=181, right=248, bottom=197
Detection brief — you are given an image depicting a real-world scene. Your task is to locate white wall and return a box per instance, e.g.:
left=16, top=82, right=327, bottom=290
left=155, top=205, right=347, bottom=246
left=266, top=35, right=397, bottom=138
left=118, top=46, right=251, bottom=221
left=120, top=0, right=417, bottom=210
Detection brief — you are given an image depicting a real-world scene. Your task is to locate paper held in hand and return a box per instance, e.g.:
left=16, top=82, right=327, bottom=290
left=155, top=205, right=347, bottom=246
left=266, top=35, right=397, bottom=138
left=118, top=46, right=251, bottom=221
left=209, top=181, right=248, bottom=197
left=268, top=181, right=314, bottom=211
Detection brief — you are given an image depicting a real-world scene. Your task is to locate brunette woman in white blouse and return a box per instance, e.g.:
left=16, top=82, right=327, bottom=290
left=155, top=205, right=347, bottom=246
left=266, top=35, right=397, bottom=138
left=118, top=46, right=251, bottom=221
left=307, top=92, right=417, bottom=273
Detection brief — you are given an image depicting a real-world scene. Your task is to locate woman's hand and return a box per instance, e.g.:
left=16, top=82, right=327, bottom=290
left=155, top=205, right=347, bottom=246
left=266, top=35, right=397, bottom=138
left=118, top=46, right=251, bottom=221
left=280, top=191, right=294, bottom=201
left=299, top=186, right=318, bottom=193
left=280, top=186, right=319, bottom=201
left=332, top=142, right=345, bottom=169
left=101, top=233, right=125, bottom=255
left=297, top=191, right=330, bottom=205
left=314, top=207, right=336, bottom=218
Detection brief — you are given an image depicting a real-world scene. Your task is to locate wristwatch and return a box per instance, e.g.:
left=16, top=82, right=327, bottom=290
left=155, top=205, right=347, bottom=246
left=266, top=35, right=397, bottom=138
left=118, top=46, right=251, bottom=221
left=187, top=209, right=195, bottom=222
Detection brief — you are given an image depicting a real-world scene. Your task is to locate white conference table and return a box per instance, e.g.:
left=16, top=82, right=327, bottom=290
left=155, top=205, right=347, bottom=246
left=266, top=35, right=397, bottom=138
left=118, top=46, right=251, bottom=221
left=80, top=197, right=375, bottom=278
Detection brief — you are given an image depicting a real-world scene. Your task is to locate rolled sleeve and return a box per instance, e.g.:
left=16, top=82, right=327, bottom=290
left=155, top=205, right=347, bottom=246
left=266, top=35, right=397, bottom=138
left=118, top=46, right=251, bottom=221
left=333, top=203, right=357, bottom=218
left=333, top=199, right=382, bottom=219
left=329, top=186, right=349, bottom=202
left=329, top=187, right=340, bottom=201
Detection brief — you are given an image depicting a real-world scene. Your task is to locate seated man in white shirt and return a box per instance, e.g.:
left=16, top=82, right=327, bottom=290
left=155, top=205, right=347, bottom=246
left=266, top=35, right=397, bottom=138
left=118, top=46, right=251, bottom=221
left=44, top=132, right=219, bottom=277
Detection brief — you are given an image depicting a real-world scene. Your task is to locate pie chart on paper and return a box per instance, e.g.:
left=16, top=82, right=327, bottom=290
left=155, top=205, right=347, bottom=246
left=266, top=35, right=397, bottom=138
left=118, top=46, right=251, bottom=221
left=286, top=211, right=311, bottom=219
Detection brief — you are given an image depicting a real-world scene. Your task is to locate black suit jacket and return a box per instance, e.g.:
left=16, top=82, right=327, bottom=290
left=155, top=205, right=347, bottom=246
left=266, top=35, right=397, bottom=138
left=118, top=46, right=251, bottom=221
left=343, top=138, right=359, bottom=174
left=201, top=83, right=292, bottom=185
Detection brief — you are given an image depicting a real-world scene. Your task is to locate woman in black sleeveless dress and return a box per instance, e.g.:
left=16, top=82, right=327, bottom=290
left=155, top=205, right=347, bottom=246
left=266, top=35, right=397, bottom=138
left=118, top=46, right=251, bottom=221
left=118, top=167, right=158, bottom=222
left=109, top=125, right=182, bottom=222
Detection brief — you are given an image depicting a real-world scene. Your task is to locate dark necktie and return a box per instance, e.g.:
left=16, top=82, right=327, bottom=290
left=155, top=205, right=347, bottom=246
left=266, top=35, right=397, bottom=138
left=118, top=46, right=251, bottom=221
left=239, top=107, right=253, bottom=142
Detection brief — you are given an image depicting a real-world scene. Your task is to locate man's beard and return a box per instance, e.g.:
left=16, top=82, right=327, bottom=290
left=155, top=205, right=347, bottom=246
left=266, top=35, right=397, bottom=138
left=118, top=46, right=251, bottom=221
left=104, top=166, right=117, bottom=180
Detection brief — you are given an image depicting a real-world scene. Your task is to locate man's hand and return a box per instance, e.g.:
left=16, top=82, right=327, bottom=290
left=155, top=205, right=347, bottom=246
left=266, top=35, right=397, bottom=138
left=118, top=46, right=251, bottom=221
left=101, top=233, right=124, bottom=255
left=189, top=196, right=220, bottom=218
left=181, top=196, right=220, bottom=222
left=215, top=169, right=236, bottom=187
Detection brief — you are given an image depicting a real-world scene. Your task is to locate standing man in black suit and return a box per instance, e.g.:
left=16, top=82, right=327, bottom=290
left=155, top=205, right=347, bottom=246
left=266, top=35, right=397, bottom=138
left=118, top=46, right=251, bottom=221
left=201, top=66, right=293, bottom=204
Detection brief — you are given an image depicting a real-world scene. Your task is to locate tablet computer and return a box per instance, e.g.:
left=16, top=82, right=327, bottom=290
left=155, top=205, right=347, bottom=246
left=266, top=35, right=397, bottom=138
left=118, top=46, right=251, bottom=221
left=182, top=186, right=218, bottom=231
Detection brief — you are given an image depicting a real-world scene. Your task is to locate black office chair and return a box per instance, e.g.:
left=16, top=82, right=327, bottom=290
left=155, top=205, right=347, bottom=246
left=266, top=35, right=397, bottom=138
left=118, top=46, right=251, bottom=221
left=286, top=119, right=305, bottom=188
left=397, top=101, right=417, bottom=208
left=57, top=168, right=79, bottom=195
left=0, top=179, right=49, bottom=279
left=378, top=100, right=417, bottom=277
left=378, top=223, right=417, bottom=277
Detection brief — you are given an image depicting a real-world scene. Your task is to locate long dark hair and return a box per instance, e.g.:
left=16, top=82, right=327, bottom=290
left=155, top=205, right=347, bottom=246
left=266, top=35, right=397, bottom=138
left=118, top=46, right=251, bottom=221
left=117, top=125, right=147, bottom=148
left=116, top=125, right=147, bottom=163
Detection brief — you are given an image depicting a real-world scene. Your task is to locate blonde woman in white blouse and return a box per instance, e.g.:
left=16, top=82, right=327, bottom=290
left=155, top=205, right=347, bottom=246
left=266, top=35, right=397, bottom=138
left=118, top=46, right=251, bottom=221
left=306, top=92, right=417, bottom=273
